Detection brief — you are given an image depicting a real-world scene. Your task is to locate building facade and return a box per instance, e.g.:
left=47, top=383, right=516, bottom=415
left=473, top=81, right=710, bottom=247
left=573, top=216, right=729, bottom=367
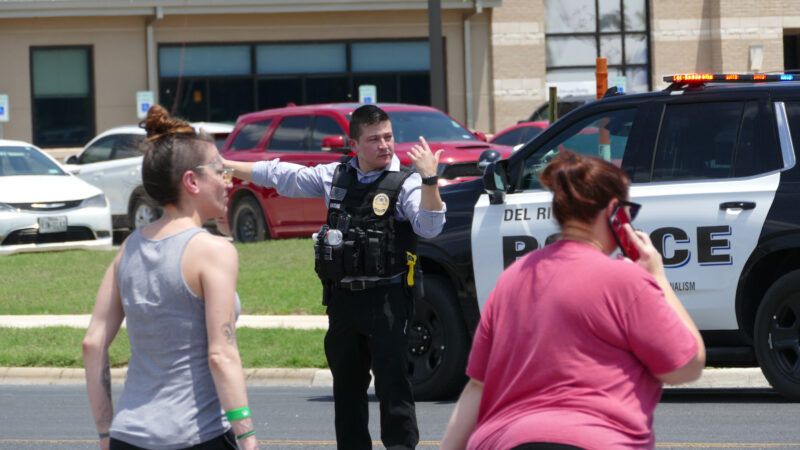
left=0, top=0, right=797, bottom=148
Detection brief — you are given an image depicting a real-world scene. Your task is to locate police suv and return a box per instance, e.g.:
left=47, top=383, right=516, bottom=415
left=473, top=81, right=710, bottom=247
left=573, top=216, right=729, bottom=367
left=410, top=73, right=800, bottom=401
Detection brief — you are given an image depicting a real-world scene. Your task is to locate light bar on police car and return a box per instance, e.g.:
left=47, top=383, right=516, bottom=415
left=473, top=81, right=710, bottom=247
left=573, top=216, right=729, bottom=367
left=664, top=73, right=800, bottom=83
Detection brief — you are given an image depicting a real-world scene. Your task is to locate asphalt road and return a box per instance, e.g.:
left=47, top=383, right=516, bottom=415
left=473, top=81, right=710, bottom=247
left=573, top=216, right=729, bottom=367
left=0, top=385, right=798, bottom=449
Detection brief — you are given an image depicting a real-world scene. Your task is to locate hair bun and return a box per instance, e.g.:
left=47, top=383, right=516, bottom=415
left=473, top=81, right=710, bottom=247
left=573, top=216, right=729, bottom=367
left=141, top=105, right=194, bottom=141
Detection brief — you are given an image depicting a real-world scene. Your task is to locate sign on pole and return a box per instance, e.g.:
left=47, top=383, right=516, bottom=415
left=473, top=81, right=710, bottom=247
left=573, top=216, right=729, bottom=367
left=358, top=85, right=377, bottom=104
left=0, top=94, right=9, bottom=122
left=136, top=91, right=155, bottom=119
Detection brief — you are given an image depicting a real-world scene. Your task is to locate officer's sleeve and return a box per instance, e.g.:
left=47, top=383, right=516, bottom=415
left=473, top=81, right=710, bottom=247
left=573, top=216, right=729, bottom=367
left=251, top=159, right=335, bottom=199
left=397, top=173, right=447, bottom=239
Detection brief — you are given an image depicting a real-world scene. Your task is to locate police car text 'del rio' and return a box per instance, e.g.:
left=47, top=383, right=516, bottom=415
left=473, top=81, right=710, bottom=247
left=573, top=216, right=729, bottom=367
left=411, top=73, right=800, bottom=401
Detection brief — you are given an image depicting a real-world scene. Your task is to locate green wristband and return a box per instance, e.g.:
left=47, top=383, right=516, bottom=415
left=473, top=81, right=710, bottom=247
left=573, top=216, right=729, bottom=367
left=225, top=406, right=252, bottom=422
left=236, top=430, right=256, bottom=440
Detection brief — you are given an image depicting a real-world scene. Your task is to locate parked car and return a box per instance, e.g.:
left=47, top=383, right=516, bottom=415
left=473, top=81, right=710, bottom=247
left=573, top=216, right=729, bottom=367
left=489, top=121, right=549, bottom=151
left=0, top=139, right=112, bottom=255
left=221, top=102, right=512, bottom=242
left=528, top=94, right=595, bottom=122
left=63, top=122, right=232, bottom=230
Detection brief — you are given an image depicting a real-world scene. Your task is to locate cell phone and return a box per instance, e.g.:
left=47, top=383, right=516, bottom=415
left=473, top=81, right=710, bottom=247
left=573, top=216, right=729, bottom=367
left=609, top=205, right=640, bottom=261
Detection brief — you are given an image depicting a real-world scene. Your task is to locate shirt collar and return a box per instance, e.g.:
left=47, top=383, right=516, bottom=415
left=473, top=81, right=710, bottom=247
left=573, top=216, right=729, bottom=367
left=350, top=154, right=400, bottom=176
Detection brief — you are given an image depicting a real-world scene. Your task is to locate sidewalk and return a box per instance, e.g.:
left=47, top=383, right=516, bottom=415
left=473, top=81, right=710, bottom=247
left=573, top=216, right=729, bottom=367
left=0, top=315, right=773, bottom=390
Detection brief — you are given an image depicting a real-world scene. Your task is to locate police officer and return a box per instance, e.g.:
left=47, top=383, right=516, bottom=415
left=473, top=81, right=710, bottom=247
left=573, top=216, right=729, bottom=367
left=223, top=105, right=446, bottom=450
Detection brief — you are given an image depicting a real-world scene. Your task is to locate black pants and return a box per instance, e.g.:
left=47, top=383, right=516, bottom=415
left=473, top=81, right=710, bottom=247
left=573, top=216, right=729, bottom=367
left=110, top=429, right=237, bottom=450
left=324, top=283, right=419, bottom=450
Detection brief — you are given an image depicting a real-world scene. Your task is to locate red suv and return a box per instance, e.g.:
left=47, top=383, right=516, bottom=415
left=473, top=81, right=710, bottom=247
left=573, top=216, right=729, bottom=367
left=220, top=103, right=511, bottom=242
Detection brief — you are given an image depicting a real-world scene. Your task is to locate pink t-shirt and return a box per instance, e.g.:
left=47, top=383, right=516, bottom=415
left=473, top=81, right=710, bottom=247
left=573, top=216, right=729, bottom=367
left=466, top=240, right=698, bottom=450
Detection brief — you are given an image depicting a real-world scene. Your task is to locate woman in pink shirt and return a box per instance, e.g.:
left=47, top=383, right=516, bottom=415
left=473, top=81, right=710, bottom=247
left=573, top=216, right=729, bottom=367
left=440, top=151, right=705, bottom=450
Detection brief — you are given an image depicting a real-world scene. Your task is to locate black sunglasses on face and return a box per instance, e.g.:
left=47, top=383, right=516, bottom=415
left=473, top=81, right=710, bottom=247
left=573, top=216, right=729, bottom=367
left=616, top=200, right=642, bottom=221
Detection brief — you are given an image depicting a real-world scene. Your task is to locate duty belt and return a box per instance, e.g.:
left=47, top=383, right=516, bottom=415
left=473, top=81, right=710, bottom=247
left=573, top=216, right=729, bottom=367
left=335, top=276, right=404, bottom=291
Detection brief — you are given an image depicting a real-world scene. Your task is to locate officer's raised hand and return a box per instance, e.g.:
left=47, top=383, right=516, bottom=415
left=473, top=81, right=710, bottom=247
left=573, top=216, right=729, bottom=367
left=409, top=136, right=445, bottom=211
left=409, top=136, right=444, bottom=179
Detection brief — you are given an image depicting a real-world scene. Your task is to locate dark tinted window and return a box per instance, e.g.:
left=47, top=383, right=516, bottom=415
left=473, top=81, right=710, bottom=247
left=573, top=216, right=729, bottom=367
left=229, top=120, right=272, bottom=151
left=80, top=136, right=115, bottom=164
left=652, top=102, right=742, bottom=181
left=520, top=108, right=636, bottom=190
left=734, top=101, right=781, bottom=177
left=521, top=126, right=545, bottom=142
left=311, top=116, right=345, bottom=151
left=209, top=78, right=254, bottom=122
left=258, top=78, right=302, bottom=109
left=492, top=128, right=526, bottom=146
left=269, top=116, right=311, bottom=151
left=111, top=135, right=144, bottom=160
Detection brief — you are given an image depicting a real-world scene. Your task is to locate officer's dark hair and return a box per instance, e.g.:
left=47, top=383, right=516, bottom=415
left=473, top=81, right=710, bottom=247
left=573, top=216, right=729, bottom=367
left=349, top=104, right=390, bottom=141
left=140, top=105, right=214, bottom=206
left=539, top=150, right=629, bottom=226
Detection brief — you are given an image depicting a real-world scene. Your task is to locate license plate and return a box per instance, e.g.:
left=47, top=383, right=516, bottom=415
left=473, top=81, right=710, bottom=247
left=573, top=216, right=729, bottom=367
left=38, top=216, right=68, bottom=234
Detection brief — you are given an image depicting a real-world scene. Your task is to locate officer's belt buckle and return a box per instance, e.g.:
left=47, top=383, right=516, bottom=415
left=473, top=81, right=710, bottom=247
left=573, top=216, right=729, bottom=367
left=349, top=280, right=368, bottom=291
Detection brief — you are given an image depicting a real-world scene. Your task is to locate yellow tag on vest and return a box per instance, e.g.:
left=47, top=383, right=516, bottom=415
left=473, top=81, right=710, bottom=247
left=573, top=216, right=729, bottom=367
left=372, top=193, right=390, bottom=216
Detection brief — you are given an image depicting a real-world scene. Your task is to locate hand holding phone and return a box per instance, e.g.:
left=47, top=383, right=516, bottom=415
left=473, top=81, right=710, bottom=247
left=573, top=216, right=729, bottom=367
left=609, top=205, right=640, bottom=261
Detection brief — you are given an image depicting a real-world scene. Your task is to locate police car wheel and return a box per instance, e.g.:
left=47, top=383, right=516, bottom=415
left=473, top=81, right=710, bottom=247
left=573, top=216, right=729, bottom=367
left=408, top=276, right=469, bottom=401
left=232, top=197, right=268, bottom=242
left=754, top=269, right=800, bottom=401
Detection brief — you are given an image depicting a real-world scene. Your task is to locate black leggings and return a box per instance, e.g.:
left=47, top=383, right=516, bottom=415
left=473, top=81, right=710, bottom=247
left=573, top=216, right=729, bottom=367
left=110, top=429, right=237, bottom=450
left=511, top=444, right=584, bottom=450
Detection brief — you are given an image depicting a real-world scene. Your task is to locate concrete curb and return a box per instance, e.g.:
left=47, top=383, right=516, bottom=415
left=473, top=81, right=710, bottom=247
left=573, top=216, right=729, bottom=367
left=0, top=315, right=329, bottom=330
left=0, top=367, right=771, bottom=390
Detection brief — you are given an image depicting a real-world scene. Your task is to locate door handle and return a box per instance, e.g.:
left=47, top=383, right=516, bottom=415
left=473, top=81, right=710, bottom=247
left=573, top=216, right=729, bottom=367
left=719, top=201, right=756, bottom=211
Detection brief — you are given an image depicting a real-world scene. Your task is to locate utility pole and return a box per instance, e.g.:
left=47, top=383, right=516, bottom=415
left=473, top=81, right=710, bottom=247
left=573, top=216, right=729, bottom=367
left=428, top=0, right=446, bottom=110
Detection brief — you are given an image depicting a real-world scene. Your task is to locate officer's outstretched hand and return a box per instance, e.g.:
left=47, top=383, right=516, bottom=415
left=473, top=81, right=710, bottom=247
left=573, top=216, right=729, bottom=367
left=409, top=136, right=444, bottom=179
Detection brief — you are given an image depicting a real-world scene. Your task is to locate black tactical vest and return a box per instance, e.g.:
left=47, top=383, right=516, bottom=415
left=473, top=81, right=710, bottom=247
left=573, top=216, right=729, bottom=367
left=314, top=160, right=416, bottom=282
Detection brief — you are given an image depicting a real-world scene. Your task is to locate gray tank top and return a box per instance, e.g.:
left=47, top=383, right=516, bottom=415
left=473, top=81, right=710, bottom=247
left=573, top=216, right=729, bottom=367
left=110, top=227, right=240, bottom=450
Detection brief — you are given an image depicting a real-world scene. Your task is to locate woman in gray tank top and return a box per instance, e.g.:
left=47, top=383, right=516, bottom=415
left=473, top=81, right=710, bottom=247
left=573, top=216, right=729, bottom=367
left=82, top=105, right=258, bottom=450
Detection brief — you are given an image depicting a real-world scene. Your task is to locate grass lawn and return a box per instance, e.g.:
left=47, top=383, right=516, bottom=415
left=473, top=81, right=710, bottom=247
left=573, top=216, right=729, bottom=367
left=0, top=239, right=325, bottom=315
left=0, top=327, right=328, bottom=369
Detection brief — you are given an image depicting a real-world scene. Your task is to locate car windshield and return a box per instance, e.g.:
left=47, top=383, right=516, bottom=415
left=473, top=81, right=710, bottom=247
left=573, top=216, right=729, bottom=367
left=387, top=111, right=478, bottom=143
left=0, top=146, right=66, bottom=176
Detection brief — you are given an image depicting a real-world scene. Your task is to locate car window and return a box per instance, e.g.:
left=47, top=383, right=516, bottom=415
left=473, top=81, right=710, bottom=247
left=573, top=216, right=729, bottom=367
left=733, top=101, right=782, bottom=177
left=492, top=128, right=526, bottom=146
left=521, top=126, right=544, bottom=142
left=111, top=134, right=144, bottom=160
left=269, top=116, right=311, bottom=151
left=310, top=116, right=345, bottom=151
left=778, top=101, right=800, bottom=182
left=79, top=136, right=115, bottom=164
left=652, top=102, right=743, bottom=181
left=387, top=111, right=478, bottom=143
left=519, top=108, right=637, bottom=191
left=0, top=146, right=65, bottom=176
left=229, top=119, right=271, bottom=151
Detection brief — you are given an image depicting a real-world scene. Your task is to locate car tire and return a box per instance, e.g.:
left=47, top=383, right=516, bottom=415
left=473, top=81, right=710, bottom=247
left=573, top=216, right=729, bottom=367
left=408, top=275, right=469, bottom=401
left=754, top=269, right=800, bottom=400
left=129, top=193, right=162, bottom=230
left=231, top=197, right=268, bottom=242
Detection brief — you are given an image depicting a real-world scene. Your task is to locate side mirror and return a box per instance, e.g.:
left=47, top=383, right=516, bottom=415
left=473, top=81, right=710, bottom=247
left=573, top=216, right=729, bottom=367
left=482, top=161, right=509, bottom=205
left=65, top=155, right=79, bottom=165
left=477, top=149, right=502, bottom=172
left=472, top=130, right=488, bottom=142
left=321, top=135, right=350, bottom=153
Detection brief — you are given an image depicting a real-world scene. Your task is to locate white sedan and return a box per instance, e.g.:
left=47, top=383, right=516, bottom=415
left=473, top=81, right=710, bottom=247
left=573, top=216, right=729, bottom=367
left=63, top=122, right=232, bottom=230
left=0, top=140, right=112, bottom=255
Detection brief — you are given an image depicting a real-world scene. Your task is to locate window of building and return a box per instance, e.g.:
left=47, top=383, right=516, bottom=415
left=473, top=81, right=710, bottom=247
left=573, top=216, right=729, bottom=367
left=159, top=40, right=432, bottom=123
left=31, top=46, right=94, bottom=147
left=545, top=0, right=650, bottom=95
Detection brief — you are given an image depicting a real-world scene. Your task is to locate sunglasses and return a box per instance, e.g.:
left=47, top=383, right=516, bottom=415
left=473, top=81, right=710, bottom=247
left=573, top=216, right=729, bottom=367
left=194, top=163, right=234, bottom=184
left=616, top=199, right=642, bottom=221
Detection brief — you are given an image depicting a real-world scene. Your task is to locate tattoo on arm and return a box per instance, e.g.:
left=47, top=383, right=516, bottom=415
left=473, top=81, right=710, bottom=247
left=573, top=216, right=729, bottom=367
left=222, top=314, right=237, bottom=345
left=99, top=355, right=113, bottom=429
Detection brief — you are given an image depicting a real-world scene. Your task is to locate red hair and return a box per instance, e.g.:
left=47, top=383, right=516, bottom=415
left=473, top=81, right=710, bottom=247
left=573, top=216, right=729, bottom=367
left=539, top=151, right=629, bottom=226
